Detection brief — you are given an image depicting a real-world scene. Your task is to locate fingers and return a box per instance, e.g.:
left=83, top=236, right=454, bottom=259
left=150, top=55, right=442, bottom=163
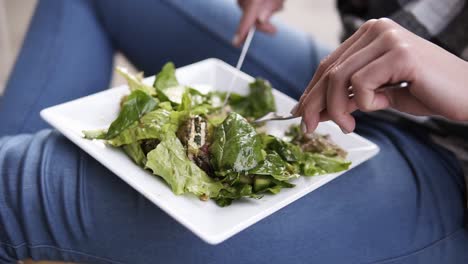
left=350, top=49, right=406, bottom=112
left=300, top=77, right=328, bottom=132
left=325, top=69, right=356, bottom=133
left=299, top=26, right=395, bottom=132
left=234, top=1, right=263, bottom=46
left=257, top=0, right=283, bottom=30
left=350, top=48, right=433, bottom=116
left=310, top=102, right=358, bottom=134
left=256, top=20, right=276, bottom=34
left=351, top=48, right=432, bottom=115
left=294, top=18, right=401, bottom=117
left=293, top=19, right=378, bottom=116
left=234, top=0, right=282, bottom=46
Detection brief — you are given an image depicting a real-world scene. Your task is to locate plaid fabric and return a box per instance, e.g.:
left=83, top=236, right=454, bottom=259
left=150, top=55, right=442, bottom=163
left=337, top=0, right=468, bottom=60
left=336, top=0, right=468, bottom=190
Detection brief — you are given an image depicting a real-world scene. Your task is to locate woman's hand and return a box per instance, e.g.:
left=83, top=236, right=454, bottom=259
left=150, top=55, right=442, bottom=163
left=233, top=0, right=284, bottom=46
left=292, top=18, right=468, bottom=133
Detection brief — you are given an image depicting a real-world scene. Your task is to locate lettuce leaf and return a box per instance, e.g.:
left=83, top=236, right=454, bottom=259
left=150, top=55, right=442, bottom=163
left=152, top=62, right=188, bottom=104
left=305, top=153, right=351, bottom=174
left=82, top=129, right=107, bottom=139
left=122, top=142, right=147, bottom=166
left=153, top=62, right=179, bottom=91
left=116, top=67, right=156, bottom=96
left=145, top=132, right=223, bottom=197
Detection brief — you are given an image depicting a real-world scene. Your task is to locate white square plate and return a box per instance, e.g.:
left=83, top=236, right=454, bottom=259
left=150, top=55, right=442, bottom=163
left=40, top=58, right=379, bottom=244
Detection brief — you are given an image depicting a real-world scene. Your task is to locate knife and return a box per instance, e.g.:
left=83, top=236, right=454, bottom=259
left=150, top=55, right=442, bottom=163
left=222, top=27, right=256, bottom=107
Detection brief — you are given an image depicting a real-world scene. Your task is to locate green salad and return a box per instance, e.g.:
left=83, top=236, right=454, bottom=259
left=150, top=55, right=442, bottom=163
left=84, top=62, right=351, bottom=206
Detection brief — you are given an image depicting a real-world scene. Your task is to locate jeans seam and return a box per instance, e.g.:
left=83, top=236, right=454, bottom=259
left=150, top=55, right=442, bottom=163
left=364, top=227, right=465, bottom=264
left=0, top=241, right=125, bottom=264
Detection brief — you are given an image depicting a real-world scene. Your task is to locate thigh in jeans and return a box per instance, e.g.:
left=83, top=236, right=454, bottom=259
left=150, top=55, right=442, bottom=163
left=0, top=119, right=466, bottom=264
left=0, top=0, right=114, bottom=135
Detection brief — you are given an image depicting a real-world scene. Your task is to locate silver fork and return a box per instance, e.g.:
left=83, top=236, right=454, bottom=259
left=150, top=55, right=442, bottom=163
left=253, top=81, right=410, bottom=124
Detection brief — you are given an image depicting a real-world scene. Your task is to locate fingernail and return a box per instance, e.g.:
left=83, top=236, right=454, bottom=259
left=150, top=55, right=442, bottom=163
left=301, top=120, right=308, bottom=134
left=290, top=103, right=299, bottom=115
left=232, top=34, right=240, bottom=46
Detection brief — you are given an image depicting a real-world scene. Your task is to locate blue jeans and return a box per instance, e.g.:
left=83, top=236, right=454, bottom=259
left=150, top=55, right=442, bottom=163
left=0, top=0, right=467, bottom=263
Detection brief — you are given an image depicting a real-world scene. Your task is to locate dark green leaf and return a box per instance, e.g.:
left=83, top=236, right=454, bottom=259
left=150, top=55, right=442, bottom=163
left=250, top=152, right=299, bottom=181
left=210, top=112, right=264, bottom=173
left=265, top=136, right=302, bottom=162
left=214, top=184, right=261, bottom=207
left=266, top=179, right=295, bottom=194
left=107, top=108, right=176, bottom=146
left=105, top=90, right=158, bottom=139
left=248, top=78, right=276, bottom=118
left=229, top=78, right=276, bottom=119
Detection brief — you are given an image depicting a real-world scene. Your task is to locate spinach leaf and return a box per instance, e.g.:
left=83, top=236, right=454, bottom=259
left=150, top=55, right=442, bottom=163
left=229, top=78, right=276, bottom=119
left=210, top=112, right=264, bottom=173
left=214, top=184, right=257, bottom=207
left=145, top=132, right=223, bottom=197
left=107, top=108, right=174, bottom=146
left=263, top=135, right=302, bottom=162
left=248, top=78, right=276, bottom=118
left=228, top=93, right=251, bottom=117
left=105, top=90, right=158, bottom=139
left=252, top=175, right=294, bottom=194
left=265, top=179, right=295, bottom=194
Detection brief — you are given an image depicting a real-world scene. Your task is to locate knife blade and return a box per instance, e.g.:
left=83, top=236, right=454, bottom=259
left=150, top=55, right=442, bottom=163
left=222, top=27, right=256, bottom=107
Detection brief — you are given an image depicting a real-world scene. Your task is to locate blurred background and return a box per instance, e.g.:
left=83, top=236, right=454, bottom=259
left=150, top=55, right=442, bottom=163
left=0, top=0, right=341, bottom=263
left=0, top=0, right=342, bottom=94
